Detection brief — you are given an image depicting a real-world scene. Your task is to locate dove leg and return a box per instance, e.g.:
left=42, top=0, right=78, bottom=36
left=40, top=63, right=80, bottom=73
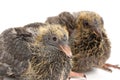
left=69, top=71, right=86, bottom=79
left=102, top=63, right=120, bottom=72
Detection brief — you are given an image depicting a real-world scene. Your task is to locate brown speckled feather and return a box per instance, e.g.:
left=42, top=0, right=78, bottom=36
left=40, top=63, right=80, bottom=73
left=70, top=11, right=111, bottom=72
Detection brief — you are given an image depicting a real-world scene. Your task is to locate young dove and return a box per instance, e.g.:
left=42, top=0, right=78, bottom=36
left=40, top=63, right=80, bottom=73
left=0, top=23, right=72, bottom=80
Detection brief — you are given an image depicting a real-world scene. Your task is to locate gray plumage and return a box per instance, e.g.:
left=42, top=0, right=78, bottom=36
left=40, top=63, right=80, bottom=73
left=0, top=23, right=72, bottom=80
left=46, top=12, right=76, bottom=35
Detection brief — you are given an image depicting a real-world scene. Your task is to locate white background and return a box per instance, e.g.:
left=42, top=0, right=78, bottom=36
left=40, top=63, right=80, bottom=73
left=0, top=0, right=120, bottom=80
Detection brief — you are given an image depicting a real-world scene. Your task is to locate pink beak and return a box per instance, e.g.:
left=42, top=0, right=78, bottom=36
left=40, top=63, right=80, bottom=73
left=59, top=44, right=72, bottom=58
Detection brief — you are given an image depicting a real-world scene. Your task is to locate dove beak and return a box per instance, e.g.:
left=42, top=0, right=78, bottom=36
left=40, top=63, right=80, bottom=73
left=92, top=27, right=102, bottom=37
left=59, top=44, right=72, bottom=58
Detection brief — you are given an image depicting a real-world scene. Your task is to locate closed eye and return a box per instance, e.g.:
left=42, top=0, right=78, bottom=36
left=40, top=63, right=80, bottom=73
left=83, top=20, right=89, bottom=26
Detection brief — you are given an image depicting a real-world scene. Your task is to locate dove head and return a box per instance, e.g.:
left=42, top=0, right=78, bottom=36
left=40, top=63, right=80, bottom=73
left=29, top=24, right=72, bottom=58
left=75, top=11, right=104, bottom=38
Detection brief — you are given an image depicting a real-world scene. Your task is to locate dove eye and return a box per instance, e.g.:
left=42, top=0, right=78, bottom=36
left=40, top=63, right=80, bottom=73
left=83, top=20, right=89, bottom=26
left=52, top=37, right=57, bottom=41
